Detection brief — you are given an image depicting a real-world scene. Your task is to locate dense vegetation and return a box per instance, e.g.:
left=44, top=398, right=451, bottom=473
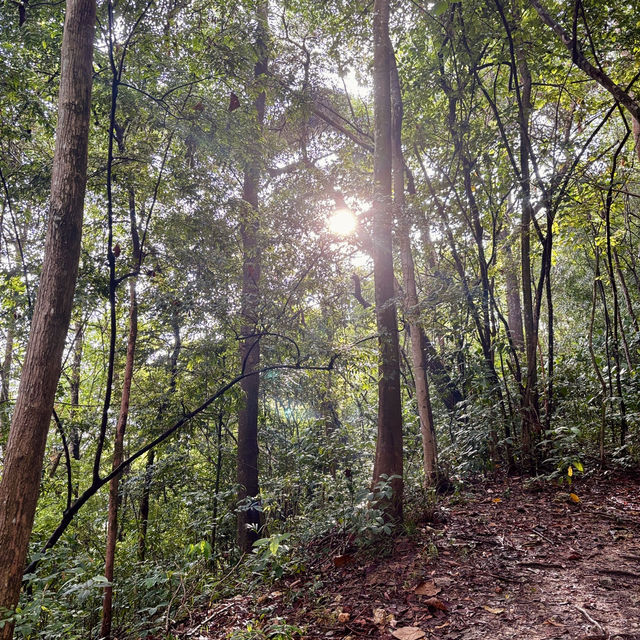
left=1, top=0, right=640, bottom=637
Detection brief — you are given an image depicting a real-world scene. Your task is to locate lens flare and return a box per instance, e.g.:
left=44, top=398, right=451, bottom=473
left=328, top=208, right=357, bottom=235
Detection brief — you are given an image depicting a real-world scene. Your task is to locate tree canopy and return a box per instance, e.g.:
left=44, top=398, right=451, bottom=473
left=1, top=0, right=640, bottom=637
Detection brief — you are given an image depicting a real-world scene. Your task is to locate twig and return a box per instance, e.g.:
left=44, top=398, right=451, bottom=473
left=531, top=528, right=555, bottom=545
left=517, top=561, right=565, bottom=569
left=574, top=605, right=606, bottom=636
left=186, top=603, right=234, bottom=637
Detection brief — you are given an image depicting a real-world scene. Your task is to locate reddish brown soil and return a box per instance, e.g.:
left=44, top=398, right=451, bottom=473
left=173, top=472, right=640, bottom=640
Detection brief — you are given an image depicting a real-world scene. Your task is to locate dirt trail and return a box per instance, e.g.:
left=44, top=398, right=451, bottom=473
left=173, top=472, right=640, bottom=639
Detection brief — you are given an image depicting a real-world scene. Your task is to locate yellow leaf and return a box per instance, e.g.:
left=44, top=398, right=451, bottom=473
left=482, top=606, right=505, bottom=614
left=569, top=493, right=581, bottom=503
left=568, top=466, right=573, bottom=477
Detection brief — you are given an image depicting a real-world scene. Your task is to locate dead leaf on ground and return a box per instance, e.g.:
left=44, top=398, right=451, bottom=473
left=391, top=626, right=426, bottom=640
left=482, top=605, right=505, bottom=614
left=543, top=618, right=564, bottom=627
left=337, top=612, right=350, bottom=623
left=333, top=554, right=354, bottom=567
left=569, top=493, right=581, bottom=504
left=373, top=608, right=386, bottom=625
left=366, top=571, right=387, bottom=585
left=424, top=597, right=449, bottom=612
left=414, top=580, right=441, bottom=596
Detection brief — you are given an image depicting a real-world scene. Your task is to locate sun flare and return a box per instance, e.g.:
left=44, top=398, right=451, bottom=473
left=327, top=208, right=357, bottom=236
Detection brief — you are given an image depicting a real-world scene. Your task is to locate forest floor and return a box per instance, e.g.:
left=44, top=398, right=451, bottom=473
left=169, top=471, right=640, bottom=640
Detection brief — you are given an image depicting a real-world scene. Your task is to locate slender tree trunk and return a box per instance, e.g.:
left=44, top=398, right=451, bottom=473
left=0, top=316, right=14, bottom=443
left=137, top=449, right=154, bottom=562
left=70, top=319, right=83, bottom=460
left=100, top=274, right=138, bottom=640
left=0, top=0, right=95, bottom=633
left=389, top=50, right=437, bottom=484
left=501, top=226, right=525, bottom=352
left=516, top=40, right=541, bottom=469
left=588, top=255, right=608, bottom=467
left=100, top=182, right=141, bottom=639
left=237, top=0, right=268, bottom=554
left=371, top=0, right=403, bottom=521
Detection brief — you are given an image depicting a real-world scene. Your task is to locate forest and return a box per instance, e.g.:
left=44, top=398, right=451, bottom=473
left=1, top=0, right=640, bottom=638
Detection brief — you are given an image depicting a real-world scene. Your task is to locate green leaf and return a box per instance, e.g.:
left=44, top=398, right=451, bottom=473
left=433, top=1, right=449, bottom=16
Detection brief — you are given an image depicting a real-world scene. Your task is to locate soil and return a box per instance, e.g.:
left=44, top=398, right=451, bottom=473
left=170, top=471, right=640, bottom=639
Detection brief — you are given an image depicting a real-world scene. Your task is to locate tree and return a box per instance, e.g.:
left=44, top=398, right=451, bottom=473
left=0, top=0, right=96, bottom=634
left=371, top=0, right=404, bottom=520
left=237, top=0, right=269, bottom=554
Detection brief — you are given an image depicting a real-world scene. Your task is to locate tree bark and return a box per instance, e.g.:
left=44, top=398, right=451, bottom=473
left=237, top=0, right=268, bottom=554
left=371, top=0, right=403, bottom=522
left=389, top=49, right=437, bottom=484
left=501, top=227, right=525, bottom=352
left=0, top=0, right=95, bottom=633
left=514, top=27, right=541, bottom=468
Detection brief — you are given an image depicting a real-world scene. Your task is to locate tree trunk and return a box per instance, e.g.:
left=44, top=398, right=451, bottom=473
left=389, top=49, right=437, bottom=484
left=501, top=226, right=525, bottom=352
left=69, top=319, right=83, bottom=460
left=0, top=315, right=14, bottom=444
left=137, top=449, right=154, bottom=562
left=516, top=38, right=541, bottom=468
left=0, top=0, right=95, bottom=633
left=237, top=0, right=268, bottom=554
left=371, top=0, right=403, bottom=522
left=99, top=274, right=138, bottom=640
left=100, top=182, right=141, bottom=638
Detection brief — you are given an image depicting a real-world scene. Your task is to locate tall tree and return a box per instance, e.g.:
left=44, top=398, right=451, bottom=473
left=237, top=0, right=269, bottom=553
left=100, top=190, right=141, bottom=640
left=389, top=49, right=438, bottom=483
left=0, top=0, right=95, bottom=634
left=371, top=0, right=404, bottom=520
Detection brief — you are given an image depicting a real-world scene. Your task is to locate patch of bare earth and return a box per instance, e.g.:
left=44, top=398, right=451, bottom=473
left=172, top=472, right=640, bottom=640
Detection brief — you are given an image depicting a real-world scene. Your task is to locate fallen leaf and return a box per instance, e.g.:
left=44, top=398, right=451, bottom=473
left=391, top=627, right=425, bottom=640
left=543, top=618, right=564, bottom=627
left=414, top=580, right=441, bottom=596
left=569, top=493, right=581, bottom=504
left=338, top=612, right=350, bottom=624
left=492, top=498, right=502, bottom=503
left=373, top=608, right=386, bottom=625
left=424, top=597, right=449, bottom=612
left=482, top=606, right=505, bottom=614
left=333, top=554, right=354, bottom=567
